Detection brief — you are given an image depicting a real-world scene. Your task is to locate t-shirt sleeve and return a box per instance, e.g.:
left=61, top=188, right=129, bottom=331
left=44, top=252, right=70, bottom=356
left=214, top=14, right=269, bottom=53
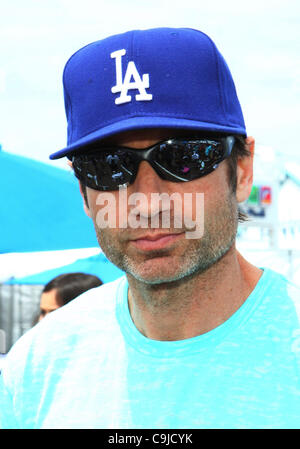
left=0, top=372, right=19, bottom=429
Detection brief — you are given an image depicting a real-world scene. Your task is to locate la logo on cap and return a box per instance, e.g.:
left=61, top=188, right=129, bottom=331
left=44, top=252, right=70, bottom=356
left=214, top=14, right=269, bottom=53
left=111, top=49, right=153, bottom=105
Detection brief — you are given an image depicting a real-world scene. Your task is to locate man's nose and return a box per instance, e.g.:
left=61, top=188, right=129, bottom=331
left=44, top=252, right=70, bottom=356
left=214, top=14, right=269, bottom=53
left=133, top=161, right=164, bottom=191
left=127, top=161, right=170, bottom=220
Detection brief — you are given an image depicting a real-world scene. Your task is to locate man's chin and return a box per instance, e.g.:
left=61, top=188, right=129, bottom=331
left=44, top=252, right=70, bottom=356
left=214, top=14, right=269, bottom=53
left=125, top=256, right=200, bottom=286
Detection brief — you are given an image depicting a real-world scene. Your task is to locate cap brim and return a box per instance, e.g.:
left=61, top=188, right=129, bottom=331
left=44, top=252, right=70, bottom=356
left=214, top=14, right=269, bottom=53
left=50, top=116, right=246, bottom=159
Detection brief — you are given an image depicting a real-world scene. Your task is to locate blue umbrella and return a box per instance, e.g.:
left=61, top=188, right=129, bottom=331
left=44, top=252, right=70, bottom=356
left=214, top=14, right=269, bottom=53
left=0, top=147, right=98, bottom=252
left=5, top=252, right=124, bottom=285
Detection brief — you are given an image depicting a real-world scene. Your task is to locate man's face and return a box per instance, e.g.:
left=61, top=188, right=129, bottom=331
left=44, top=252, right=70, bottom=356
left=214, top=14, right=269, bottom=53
left=83, top=129, right=240, bottom=285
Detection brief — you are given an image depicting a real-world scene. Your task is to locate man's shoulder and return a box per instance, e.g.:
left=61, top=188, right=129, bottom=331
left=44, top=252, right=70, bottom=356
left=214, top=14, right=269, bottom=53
left=259, top=268, right=300, bottom=321
left=263, top=268, right=300, bottom=301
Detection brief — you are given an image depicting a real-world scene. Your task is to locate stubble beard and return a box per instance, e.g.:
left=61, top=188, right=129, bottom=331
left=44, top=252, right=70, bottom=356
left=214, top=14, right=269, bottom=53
left=93, top=192, right=239, bottom=286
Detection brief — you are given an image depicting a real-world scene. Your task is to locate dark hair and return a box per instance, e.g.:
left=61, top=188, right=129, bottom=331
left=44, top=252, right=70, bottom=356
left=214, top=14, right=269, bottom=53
left=43, top=272, right=102, bottom=306
left=79, top=134, right=251, bottom=222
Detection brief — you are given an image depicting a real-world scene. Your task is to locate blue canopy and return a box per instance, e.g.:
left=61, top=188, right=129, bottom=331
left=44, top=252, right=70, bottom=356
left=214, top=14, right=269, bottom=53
left=6, top=252, right=124, bottom=285
left=0, top=148, right=98, bottom=252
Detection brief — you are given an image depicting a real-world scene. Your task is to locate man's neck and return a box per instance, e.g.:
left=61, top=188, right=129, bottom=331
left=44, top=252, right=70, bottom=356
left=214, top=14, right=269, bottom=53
left=127, top=248, right=263, bottom=341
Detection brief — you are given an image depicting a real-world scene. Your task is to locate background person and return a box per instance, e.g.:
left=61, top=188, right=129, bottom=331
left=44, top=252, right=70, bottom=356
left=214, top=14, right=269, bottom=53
left=37, top=272, right=102, bottom=321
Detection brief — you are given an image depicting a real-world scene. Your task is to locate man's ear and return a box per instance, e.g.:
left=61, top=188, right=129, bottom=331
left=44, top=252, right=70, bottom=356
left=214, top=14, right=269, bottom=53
left=68, top=160, right=91, bottom=217
left=236, top=136, right=255, bottom=204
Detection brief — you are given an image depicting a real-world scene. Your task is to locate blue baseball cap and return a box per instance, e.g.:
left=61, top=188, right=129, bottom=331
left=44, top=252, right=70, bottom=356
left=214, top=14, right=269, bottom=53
left=50, top=27, right=246, bottom=160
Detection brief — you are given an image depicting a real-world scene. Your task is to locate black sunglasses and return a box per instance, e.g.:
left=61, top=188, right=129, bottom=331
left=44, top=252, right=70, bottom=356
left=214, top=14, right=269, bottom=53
left=72, top=136, right=235, bottom=191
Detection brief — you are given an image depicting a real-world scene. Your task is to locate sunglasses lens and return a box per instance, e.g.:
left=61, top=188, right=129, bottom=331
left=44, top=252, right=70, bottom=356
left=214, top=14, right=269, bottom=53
left=73, top=137, right=231, bottom=190
left=155, top=139, right=224, bottom=181
left=73, top=150, right=138, bottom=190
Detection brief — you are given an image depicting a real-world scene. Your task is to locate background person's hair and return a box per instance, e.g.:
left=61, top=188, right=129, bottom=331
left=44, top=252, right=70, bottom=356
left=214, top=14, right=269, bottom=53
left=42, top=272, right=102, bottom=306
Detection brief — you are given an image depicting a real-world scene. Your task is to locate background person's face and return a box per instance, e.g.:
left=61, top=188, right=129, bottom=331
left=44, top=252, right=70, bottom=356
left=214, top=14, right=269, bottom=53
left=39, top=289, right=60, bottom=320
left=84, top=129, right=240, bottom=285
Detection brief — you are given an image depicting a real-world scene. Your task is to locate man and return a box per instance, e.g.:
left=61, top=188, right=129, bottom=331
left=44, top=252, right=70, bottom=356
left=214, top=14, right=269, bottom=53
left=1, top=27, right=299, bottom=429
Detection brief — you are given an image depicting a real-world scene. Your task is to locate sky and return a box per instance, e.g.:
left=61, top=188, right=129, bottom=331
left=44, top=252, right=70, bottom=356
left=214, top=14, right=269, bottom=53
left=0, top=0, right=300, bottom=171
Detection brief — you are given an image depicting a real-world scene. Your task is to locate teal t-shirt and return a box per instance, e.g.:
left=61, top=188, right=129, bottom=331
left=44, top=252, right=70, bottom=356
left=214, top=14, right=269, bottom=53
left=0, top=268, right=299, bottom=429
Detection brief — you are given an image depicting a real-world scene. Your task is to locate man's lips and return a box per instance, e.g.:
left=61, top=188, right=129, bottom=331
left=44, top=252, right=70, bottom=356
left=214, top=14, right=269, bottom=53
left=130, top=232, right=184, bottom=251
